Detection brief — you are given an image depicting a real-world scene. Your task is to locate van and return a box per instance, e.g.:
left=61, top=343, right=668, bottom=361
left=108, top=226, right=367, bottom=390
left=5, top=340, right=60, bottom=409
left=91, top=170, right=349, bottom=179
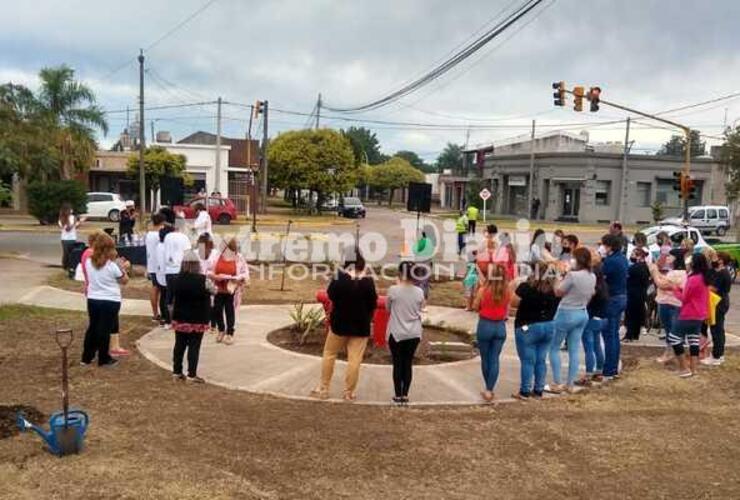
left=662, top=205, right=731, bottom=236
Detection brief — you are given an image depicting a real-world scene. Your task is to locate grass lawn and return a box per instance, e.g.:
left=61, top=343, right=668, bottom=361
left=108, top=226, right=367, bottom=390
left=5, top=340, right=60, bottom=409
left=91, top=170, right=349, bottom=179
left=2, top=305, right=740, bottom=498
left=47, top=269, right=465, bottom=308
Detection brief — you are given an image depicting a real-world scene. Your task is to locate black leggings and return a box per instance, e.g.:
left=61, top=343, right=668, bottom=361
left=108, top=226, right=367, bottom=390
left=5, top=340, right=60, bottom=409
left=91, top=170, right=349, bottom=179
left=173, top=332, right=204, bottom=377
left=158, top=284, right=170, bottom=324
left=624, top=298, right=645, bottom=340
left=388, top=335, right=420, bottom=398
left=712, top=306, right=727, bottom=359
left=83, top=299, right=120, bottom=365
left=213, top=293, right=235, bottom=335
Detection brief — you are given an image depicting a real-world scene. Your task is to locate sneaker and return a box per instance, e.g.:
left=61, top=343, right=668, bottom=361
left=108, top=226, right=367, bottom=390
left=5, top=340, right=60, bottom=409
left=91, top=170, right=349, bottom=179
left=186, top=376, right=205, bottom=384
left=172, top=373, right=185, bottom=382
left=151, top=315, right=161, bottom=323
left=512, top=392, right=531, bottom=401
left=544, top=384, right=564, bottom=394
left=162, top=324, right=172, bottom=330
left=216, top=332, right=225, bottom=343
left=110, top=348, right=130, bottom=357
left=224, top=335, right=234, bottom=345
left=717, top=356, right=725, bottom=365
left=700, top=357, right=716, bottom=366
left=100, top=359, right=119, bottom=368
left=575, top=377, right=592, bottom=387
left=80, top=361, right=93, bottom=367
left=392, top=396, right=404, bottom=406
left=591, top=374, right=604, bottom=383
left=532, top=391, right=544, bottom=399
left=678, top=370, right=694, bottom=378
left=602, top=376, right=615, bottom=382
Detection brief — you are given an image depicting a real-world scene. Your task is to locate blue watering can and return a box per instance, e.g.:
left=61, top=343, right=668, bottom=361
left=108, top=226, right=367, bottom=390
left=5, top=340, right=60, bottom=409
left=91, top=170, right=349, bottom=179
left=16, top=328, right=91, bottom=456
left=17, top=409, right=89, bottom=456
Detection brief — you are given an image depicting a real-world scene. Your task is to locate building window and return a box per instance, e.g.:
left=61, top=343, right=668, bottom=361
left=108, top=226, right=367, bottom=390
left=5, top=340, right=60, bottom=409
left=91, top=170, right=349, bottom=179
left=594, top=180, right=610, bottom=206
left=636, top=182, right=651, bottom=207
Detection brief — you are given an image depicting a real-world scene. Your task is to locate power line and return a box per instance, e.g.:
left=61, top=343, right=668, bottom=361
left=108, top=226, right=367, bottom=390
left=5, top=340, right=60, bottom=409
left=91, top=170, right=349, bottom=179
left=146, top=0, right=219, bottom=51
left=103, top=101, right=217, bottom=114
left=323, top=0, right=548, bottom=112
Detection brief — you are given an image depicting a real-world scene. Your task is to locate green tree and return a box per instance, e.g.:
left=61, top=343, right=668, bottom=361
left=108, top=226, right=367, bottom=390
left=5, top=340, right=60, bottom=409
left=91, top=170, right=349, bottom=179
left=394, top=150, right=434, bottom=173
left=127, top=146, right=188, bottom=191
left=0, top=83, right=58, bottom=181
left=341, top=126, right=383, bottom=165
left=268, top=129, right=357, bottom=210
left=367, top=157, right=425, bottom=206
left=435, top=143, right=463, bottom=173
left=658, top=130, right=706, bottom=158
left=720, top=126, right=740, bottom=240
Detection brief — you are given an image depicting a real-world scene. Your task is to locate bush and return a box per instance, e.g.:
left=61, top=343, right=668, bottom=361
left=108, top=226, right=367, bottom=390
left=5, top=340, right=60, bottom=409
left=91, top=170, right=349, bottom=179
left=27, top=180, right=87, bottom=224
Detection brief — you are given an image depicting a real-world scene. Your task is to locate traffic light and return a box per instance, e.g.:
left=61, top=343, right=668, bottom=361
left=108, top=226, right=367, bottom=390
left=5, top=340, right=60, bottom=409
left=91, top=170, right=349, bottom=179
left=685, top=176, right=697, bottom=200
left=573, top=86, right=584, bottom=112
left=254, top=100, right=264, bottom=118
left=552, top=81, right=565, bottom=107
left=588, top=86, right=601, bottom=112
left=672, top=171, right=682, bottom=192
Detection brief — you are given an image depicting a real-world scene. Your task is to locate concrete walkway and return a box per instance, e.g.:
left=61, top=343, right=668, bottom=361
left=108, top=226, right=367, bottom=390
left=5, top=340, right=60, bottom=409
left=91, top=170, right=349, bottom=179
left=14, top=284, right=740, bottom=406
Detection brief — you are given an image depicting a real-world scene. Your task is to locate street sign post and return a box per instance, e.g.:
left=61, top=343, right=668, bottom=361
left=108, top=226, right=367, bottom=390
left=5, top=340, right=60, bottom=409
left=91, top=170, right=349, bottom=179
left=479, top=188, right=491, bottom=222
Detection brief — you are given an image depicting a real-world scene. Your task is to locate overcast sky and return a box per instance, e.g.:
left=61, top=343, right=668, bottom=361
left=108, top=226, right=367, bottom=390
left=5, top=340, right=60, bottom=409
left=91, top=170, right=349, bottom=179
left=2, top=0, right=739, bottom=159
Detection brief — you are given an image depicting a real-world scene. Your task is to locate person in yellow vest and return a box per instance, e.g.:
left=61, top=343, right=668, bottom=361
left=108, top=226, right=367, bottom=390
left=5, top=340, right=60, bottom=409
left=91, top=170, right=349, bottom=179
left=455, top=210, right=469, bottom=256
left=466, top=205, right=479, bottom=234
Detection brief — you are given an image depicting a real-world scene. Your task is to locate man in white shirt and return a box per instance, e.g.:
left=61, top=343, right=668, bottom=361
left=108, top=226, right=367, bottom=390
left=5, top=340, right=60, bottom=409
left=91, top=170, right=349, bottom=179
left=145, top=212, right=165, bottom=321
left=163, top=217, right=192, bottom=317
left=193, top=202, right=212, bottom=237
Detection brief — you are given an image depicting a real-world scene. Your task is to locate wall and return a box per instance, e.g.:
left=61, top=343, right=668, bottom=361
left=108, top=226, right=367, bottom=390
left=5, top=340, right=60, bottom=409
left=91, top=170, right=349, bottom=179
left=157, top=142, right=231, bottom=196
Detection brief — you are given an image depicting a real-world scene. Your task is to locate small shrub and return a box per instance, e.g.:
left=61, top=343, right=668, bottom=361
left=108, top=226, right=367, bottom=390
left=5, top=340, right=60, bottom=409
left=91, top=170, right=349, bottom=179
left=27, top=180, right=87, bottom=224
left=289, top=301, right=326, bottom=344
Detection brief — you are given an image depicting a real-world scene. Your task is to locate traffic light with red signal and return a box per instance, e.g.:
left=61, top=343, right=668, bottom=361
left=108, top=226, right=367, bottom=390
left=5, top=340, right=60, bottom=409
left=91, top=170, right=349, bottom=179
left=685, top=176, right=697, bottom=200
left=672, top=171, right=683, bottom=192
left=588, top=86, right=601, bottom=112
left=552, top=81, right=565, bottom=107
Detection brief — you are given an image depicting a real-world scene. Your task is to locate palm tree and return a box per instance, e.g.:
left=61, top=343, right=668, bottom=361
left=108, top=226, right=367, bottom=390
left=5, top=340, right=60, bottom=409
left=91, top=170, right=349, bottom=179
left=36, top=65, right=108, bottom=179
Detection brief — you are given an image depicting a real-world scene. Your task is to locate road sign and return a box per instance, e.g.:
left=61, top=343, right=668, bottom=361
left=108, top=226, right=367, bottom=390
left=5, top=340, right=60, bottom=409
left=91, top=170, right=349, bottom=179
left=479, top=188, right=491, bottom=201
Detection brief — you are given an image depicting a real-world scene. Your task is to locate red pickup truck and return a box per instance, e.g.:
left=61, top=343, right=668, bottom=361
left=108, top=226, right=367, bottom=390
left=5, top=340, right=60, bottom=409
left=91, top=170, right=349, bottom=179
left=174, top=196, right=238, bottom=225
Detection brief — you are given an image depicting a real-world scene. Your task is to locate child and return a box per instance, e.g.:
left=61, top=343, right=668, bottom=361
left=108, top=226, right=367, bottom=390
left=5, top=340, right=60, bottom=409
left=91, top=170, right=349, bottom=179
left=463, top=250, right=479, bottom=310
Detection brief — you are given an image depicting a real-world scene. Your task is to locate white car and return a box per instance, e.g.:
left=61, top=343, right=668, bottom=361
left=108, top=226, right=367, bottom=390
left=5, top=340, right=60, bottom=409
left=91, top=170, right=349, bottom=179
left=84, top=192, right=127, bottom=222
left=661, top=205, right=731, bottom=236
left=628, top=224, right=709, bottom=260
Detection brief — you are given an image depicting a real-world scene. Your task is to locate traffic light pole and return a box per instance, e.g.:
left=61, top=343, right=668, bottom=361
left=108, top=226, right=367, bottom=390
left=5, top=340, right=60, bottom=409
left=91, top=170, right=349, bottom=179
left=564, top=89, right=693, bottom=220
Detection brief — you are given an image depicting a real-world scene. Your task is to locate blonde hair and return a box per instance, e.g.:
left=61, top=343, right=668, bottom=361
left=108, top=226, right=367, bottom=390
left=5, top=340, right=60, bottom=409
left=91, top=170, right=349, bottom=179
left=484, top=263, right=509, bottom=303
left=91, top=233, right=117, bottom=269
left=87, top=230, right=104, bottom=248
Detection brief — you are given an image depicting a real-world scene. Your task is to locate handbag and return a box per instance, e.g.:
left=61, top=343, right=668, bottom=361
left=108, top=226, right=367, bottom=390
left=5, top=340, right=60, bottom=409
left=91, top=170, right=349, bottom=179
left=707, top=291, right=721, bottom=326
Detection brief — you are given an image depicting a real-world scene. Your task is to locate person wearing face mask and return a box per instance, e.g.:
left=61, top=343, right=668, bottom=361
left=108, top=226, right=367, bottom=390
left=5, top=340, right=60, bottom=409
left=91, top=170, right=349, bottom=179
left=600, top=233, right=629, bottom=380
left=701, top=251, right=731, bottom=366
left=558, top=234, right=579, bottom=263
left=649, top=249, right=687, bottom=364
left=622, top=247, right=651, bottom=342
left=208, top=237, right=249, bottom=345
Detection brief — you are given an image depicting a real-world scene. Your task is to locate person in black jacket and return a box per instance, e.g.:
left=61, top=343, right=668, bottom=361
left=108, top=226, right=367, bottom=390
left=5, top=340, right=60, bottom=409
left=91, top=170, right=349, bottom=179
left=310, top=248, right=378, bottom=401
left=579, top=254, right=608, bottom=385
left=623, top=247, right=651, bottom=341
left=171, top=250, right=213, bottom=383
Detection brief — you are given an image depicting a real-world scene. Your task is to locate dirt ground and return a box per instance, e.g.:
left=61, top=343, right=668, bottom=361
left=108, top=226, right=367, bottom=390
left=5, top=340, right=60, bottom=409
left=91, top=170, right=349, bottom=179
left=267, top=325, right=474, bottom=365
left=47, top=269, right=464, bottom=308
left=2, top=305, right=740, bottom=499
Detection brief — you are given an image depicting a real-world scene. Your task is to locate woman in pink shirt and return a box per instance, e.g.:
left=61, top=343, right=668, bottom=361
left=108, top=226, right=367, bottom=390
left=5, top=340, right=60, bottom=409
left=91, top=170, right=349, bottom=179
left=670, top=253, right=711, bottom=378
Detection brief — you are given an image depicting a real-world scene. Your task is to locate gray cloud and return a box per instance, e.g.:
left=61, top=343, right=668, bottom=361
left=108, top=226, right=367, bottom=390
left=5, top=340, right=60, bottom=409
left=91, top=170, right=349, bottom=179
left=2, top=0, right=739, bottom=154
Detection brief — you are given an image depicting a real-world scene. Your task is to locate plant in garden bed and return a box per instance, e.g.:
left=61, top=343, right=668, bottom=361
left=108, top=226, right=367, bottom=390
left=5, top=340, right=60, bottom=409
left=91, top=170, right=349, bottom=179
left=289, top=301, right=326, bottom=345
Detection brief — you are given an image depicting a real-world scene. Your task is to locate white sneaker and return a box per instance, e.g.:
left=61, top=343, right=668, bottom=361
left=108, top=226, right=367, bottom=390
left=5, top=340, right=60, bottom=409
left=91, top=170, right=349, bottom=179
left=717, top=356, right=725, bottom=365
left=700, top=357, right=721, bottom=366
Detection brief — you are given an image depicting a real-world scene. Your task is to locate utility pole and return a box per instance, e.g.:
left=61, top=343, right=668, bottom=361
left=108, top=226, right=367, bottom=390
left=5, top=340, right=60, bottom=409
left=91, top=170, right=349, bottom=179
left=215, top=96, right=223, bottom=196
left=137, top=49, right=146, bottom=226
left=617, top=117, right=631, bottom=222
left=260, top=100, right=269, bottom=213
left=315, top=93, right=322, bottom=130
left=527, top=119, right=536, bottom=219
left=247, top=104, right=256, bottom=232
left=150, top=120, right=155, bottom=145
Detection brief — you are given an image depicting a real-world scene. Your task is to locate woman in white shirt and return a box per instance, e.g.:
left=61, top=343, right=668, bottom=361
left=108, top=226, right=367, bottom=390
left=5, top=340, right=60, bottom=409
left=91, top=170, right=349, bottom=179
left=193, top=203, right=212, bottom=238
left=145, top=212, right=165, bottom=322
left=82, top=233, right=129, bottom=367
left=58, top=203, right=81, bottom=271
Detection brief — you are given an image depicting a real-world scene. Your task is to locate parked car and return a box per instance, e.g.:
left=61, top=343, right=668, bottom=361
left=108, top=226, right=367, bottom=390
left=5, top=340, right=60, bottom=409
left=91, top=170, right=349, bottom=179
left=320, top=196, right=339, bottom=211
left=629, top=224, right=709, bottom=259
left=661, top=205, right=731, bottom=236
left=338, top=197, right=366, bottom=218
left=84, top=192, right=128, bottom=222
left=173, top=196, right=238, bottom=225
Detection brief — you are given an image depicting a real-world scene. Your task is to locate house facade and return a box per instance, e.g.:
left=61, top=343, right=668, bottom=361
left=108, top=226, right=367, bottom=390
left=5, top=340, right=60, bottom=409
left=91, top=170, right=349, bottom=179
left=439, top=131, right=725, bottom=224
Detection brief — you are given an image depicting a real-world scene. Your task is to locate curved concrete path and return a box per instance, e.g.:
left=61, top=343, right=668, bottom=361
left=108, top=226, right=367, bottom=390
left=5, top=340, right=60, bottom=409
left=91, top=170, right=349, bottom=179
left=16, top=284, right=740, bottom=406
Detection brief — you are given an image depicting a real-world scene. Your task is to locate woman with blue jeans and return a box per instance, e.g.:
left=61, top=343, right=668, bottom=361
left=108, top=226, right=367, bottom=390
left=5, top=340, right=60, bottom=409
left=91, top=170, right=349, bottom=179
left=473, top=263, right=511, bottom=403
left=578, top=259, right=608, bottom=385
left=548, top=248, right=596, bottom=393
left=512, top=262, right=559, bottom=399
left=649, top=250, right=686, bottom=364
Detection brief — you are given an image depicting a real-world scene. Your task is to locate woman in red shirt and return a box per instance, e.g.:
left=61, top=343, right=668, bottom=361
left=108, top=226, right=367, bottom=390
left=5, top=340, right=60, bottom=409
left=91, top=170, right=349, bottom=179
left=207, top=238, right=249, bottom=345
left=473, top=263, right=510, bottom=402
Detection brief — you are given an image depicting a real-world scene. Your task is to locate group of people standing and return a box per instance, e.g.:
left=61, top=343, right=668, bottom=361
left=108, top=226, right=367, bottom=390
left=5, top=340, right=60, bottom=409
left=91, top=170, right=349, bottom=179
left=466, top=221, right=731, bottom=402
left=77, top=204, right=248, bottom=383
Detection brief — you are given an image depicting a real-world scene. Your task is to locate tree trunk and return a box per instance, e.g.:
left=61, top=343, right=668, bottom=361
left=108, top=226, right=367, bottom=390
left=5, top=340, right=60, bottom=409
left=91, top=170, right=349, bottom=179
left=388, top=188, right=394, bottom=206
